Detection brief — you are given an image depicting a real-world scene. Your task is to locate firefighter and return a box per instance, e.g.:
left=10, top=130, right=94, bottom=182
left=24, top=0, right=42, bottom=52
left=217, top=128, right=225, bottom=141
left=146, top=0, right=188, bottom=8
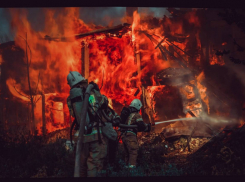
left=67, top=71, right=119, bottom=177
left=121, top=99, right=151, bottom=168
left=100, top=95, right=121, bottom=166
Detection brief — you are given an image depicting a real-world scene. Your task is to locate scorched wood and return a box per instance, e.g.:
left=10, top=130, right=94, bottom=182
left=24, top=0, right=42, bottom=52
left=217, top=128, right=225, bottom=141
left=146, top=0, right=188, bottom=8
left=43, top=23, right=131, bottom=42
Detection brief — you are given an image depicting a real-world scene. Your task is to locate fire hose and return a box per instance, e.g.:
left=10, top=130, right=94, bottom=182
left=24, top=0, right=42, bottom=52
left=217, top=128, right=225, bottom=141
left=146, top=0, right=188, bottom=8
left=74, top=83, right=94, bottom=177
left=101, top=110, right=138, bottom=128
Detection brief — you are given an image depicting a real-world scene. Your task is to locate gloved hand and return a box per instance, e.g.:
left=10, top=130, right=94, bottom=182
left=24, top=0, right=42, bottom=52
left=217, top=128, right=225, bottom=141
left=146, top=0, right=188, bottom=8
left=89, top=81, right=100, bottom=91
left=112, top=117, right=121, bottom=127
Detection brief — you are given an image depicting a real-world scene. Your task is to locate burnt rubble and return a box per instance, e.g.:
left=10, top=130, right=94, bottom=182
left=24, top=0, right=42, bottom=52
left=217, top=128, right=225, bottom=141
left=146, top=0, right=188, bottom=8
left=138, top=131, right=211, bottom=155
left=136, top=122, right=245, bottom=175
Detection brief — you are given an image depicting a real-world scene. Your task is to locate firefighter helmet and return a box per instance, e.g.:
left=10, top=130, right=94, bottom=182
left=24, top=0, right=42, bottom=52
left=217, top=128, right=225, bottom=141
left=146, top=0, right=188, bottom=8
left=67, top=71, right=86, bottom=88
left=129, top=99, right=142, bottom=111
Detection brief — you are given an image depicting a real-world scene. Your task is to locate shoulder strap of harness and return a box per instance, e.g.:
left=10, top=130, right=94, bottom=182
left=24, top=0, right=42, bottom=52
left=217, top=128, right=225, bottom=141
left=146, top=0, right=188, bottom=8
left=127, top=113, right=137, bottom=125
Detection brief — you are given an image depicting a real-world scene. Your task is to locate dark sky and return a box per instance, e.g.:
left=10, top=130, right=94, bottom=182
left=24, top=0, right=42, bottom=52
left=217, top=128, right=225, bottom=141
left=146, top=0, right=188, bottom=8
left=0, top=7, right=168, bottom=43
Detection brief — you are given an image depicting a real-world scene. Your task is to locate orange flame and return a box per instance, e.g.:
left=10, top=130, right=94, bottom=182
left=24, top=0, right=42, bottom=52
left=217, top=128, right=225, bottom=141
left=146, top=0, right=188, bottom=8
left=197, top=71, right=210, bottom=114
left=6, top=8, right=228, bottom=134
left=146, top=85, right=165, bottom=120
left=222, top=42, right=227, bottom=46
left=0, top=55, right=3, bottom=65
left=6, top=78, right=32, bottom=102
left=210, top=54, right=225, bottom=65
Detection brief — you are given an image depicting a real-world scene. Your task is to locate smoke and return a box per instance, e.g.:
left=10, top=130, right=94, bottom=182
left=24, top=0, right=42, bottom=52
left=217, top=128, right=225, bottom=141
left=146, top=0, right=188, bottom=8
left=0, top=8, right=14, bottom=43
left=198, top=112, right=240, bottom=130
left=0, top=7, right=171, bottom=44
left=138, top=7, right=169, bottom=18
left=202, top=64, right=245, bottom=122
left=79, top=7, right=126, bottom=26
left=0, top=7, right=126, bottom=43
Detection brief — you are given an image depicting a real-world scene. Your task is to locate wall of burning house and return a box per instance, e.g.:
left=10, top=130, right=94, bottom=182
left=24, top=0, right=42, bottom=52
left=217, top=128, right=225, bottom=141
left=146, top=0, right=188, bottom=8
left=0, top=41, right=71, bottom=135
left=0, top=41, right=31, bottom=134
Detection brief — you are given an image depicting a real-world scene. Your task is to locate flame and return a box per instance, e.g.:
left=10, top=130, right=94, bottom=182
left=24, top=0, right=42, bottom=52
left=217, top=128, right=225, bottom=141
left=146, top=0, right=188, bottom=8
left=88, top=35, right=140, bottom=106
left=35, top=94, right=69, bottom=135
left=238, top=119, right=245, bottom=128
left=197, top=71, right=210, bottom=114
left=180, top=85, right=195, bottom=100
left=185, top=11, right=200, bottom=27
left=52, top=102, right=64, bottom=125
left=0, top=55, right=3, bottom=65
left=132, top=11, right=141, bottom=42
left=108, top=98, right=113, bottom=109
left=6, top=78, right=31, bottom=102
left=146, top=85, right=165, bottom=120
left=222, top=42, right=227, bottom=46
left=6, top=8, right=229, bottom=134
left=210, top=54, right=225, bottom=65
left=10, top=8, right=86, bottom=95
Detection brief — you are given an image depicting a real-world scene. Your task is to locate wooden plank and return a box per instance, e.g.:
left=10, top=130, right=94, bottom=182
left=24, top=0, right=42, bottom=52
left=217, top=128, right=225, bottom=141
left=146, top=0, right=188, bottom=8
left=42, top=93, right=46, bottom=136
left=43, top=24, right=131, bottom=42
left=135, top=43, right=141, bottom=81
left=84, top=43, right=89, bottom=79
left=81, top=42, right=89, bottom=79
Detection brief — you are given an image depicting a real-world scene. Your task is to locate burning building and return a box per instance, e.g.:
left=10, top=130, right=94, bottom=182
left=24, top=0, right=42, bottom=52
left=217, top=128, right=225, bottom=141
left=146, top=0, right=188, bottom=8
left=0, top=8, right=245, bottom=139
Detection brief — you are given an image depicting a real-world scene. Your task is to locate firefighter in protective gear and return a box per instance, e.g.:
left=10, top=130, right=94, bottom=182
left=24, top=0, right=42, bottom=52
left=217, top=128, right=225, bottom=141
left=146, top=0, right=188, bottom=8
left=99, top=95, right=121, bottom=165
left=121, top=99, right=151, bottom=168
left=67, top=71, right=117, bottom=177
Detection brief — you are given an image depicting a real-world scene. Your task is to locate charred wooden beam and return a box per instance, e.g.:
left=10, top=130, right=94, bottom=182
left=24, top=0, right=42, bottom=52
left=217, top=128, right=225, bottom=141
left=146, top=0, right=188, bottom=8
left=200, top=12, right=210, bottom=70
left=135, top=43, right=141, bottom=78
left=43, top=23, right=131, bottom=42
left=141, top=31, right=189, bottom=68
left=42, top=93, right=46, bottom=136
left=81, top=41, right=89, bottom=79
left=141, top=86, right=155, bottom=126
left=75, top=23, right=131, bottom=39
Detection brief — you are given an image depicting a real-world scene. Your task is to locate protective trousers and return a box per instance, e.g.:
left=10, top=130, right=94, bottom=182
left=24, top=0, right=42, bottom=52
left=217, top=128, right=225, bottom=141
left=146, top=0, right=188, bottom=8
left=121, top=132, right=139, bottom=166
left=80, top=137, right=108, bottom=177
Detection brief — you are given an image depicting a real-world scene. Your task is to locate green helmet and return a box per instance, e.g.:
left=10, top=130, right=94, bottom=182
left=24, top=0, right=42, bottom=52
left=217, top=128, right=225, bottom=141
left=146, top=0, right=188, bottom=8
left=67, top=71, right=86, bottom=88
left=130, top=99, right=142, bottom=111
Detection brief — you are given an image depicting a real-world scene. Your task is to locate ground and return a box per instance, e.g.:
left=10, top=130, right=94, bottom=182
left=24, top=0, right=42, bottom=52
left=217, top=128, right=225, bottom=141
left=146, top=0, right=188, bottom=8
left=0, top=125, right=245, bottom=177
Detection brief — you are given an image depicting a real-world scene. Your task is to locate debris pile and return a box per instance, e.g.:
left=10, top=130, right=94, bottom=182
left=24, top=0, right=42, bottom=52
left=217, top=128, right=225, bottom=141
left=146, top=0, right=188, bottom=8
left=138, top=132, right=165, bottom=146
left=138, top=132, right=210, bottom=155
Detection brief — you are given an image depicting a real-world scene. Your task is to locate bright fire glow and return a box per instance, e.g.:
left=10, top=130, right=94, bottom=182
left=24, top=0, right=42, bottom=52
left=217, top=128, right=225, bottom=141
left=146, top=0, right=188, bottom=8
left=3, top=8, right=228, bottom=135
